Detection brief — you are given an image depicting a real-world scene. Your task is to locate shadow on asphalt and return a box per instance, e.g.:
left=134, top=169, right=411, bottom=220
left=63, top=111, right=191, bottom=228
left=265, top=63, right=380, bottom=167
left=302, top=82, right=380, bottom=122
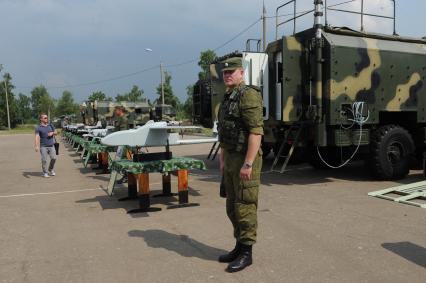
left=382, top=242, right=426, bottom=268
left=76, top=187, right=202, bottom=212
left=22, top=171, right=43, bottom=178
left=128, top=229, right=227, bottom=261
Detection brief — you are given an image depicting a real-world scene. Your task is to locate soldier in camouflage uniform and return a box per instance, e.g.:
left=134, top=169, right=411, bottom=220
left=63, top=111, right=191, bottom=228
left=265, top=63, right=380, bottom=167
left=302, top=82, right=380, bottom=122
left=114, top=106, right=129, bottom=132
left=217, top=57, right=263, bottom=273
left=113, top=105, right=130, bottom=183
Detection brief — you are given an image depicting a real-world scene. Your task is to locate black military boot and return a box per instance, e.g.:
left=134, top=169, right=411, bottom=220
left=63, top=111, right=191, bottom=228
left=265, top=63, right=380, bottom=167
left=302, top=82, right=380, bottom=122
left=226, top=244, right=252, bottom=273
left=218, top=242, right=241, bottom=263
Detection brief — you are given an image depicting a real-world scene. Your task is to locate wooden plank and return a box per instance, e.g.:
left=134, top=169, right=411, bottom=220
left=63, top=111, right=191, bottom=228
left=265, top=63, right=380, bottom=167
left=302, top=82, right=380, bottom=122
left=138, top=173, right=150, bottom=195
left=178, top=170, right=188, bottom=192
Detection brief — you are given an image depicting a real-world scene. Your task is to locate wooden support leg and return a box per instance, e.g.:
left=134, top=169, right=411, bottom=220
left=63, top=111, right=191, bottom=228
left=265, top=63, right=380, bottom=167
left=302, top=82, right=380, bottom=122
left=167, top=169, right=199, bottom=209
left=94, top=153, right=103, bottom=169
left=153, top=173, right=177, bottom=198
left=178, top=169, right=189, bottom=204
left=128, top=173, right=161, bottom=214
left=96, top=152, right=110, bottom=174
left=119, top=173, right=138, bottom=201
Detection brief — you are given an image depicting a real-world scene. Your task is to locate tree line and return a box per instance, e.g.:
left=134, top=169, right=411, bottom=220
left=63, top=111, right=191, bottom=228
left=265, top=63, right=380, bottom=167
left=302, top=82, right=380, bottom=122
left=0, top=50, right=217, bottom=129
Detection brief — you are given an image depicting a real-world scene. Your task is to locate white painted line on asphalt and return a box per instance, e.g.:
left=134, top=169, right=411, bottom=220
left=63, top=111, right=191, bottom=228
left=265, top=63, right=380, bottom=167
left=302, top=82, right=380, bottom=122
left=0, top=177, right=203, bottom=199
left=0, top=188, right=103, bottom=198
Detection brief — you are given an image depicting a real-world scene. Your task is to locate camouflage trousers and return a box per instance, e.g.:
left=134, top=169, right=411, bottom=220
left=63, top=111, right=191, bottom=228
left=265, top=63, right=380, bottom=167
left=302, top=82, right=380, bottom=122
left=223, top=149, right=262, bottom=245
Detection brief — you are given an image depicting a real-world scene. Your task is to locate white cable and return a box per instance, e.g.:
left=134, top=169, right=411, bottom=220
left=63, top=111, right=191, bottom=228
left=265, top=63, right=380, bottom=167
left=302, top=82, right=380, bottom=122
left=316, top=101, right=369, bottom=169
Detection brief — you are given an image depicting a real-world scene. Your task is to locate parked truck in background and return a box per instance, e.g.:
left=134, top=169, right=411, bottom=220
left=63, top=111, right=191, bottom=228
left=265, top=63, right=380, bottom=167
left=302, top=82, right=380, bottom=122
left=193, top=0, right=426, bottom=180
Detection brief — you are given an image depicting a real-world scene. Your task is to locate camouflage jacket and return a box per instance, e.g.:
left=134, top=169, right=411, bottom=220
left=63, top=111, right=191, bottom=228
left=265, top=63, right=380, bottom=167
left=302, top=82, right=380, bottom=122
left=114, top=115, right=129, bottom=132
left=218, top=83, right=264, bottom=152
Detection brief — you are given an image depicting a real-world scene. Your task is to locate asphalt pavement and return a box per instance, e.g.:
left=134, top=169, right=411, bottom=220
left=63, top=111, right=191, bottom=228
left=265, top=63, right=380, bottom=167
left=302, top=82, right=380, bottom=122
left=0, top=134, right=425, bottom=283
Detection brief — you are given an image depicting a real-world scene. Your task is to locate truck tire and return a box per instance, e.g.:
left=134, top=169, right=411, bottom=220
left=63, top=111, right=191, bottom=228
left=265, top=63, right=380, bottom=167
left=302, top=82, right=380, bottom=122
left=370, top=125, right=414, bottom=180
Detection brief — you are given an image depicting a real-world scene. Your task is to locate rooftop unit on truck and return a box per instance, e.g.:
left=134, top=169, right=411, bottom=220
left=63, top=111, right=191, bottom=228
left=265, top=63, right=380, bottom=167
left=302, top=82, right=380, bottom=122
left=193, top=0, right=426, bottom=180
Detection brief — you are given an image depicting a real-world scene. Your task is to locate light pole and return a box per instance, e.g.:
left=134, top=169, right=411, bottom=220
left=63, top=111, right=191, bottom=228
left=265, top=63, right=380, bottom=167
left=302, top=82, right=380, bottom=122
left=0, top=65, right=11, bottom=130
left=160, top=61, right=164, bottom=105
left=145, top=48, right=164, bottom=105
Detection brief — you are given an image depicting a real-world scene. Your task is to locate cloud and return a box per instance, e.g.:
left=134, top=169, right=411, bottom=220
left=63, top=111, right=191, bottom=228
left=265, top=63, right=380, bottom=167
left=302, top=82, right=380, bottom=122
left=325, top=0, right=395, bottom=34
left=0, top=0, right=424, bottom=103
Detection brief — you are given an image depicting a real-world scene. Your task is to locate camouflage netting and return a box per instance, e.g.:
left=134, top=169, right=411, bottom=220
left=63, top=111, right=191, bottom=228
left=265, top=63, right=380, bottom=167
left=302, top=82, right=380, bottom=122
left=110, top=157, right=206, bottom=174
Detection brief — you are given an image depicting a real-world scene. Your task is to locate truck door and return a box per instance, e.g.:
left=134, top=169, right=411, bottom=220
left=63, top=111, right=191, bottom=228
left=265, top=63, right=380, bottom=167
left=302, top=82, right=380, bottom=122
left=275, top=52, right=283, bottom=121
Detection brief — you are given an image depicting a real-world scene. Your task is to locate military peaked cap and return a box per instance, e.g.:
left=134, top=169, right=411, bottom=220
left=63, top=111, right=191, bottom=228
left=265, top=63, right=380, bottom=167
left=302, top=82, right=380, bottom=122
left=222, top=57, right=243, bottom=71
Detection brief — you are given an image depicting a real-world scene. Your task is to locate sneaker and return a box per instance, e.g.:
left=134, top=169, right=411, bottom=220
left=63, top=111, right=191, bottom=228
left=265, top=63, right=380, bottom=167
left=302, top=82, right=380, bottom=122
left=48, top=170, right=56, bottom=176
left=43, top=173, right=50, bottom=178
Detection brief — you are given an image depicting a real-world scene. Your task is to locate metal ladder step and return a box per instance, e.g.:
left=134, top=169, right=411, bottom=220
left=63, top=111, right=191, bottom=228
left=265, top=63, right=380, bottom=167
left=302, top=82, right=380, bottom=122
left=270, top=124, right=303, bottom=173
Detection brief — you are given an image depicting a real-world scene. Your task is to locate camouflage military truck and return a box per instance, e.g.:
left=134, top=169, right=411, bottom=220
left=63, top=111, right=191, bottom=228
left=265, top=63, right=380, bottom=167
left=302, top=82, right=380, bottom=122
left=85, top=101, right=96, bottom=125
left=150, top=104, right=176, bottom=122
left=193, top=0, right=426, bottom=180
left=84, top=100, right=151, bottom=128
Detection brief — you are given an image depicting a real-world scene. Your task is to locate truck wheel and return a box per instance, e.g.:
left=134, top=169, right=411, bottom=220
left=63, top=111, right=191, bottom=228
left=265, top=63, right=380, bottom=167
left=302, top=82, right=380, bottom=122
left=370, top=125, right=414, bottom=180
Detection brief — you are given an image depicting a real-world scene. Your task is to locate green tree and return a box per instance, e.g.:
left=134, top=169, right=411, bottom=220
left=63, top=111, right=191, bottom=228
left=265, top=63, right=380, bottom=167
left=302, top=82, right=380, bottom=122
left=182, top=84, right=193, bottom=118
left=88, top=91, right=112, bottom=102
left=198, top=49, right=217, bottom=80
left=56, top=90, right=78, bottom=116
left=155, top=72, right=180, bottom=107
left=39, top=94, right=55, bottom=118
left=31, top=85, right=55, bottom=118
left=0, top=73, right=18, bottom=128
left=16, top=94, right=32, bottom=124
left=30, top=85, right=49, bottom=117
left=115, top=85, right=145, bottom=102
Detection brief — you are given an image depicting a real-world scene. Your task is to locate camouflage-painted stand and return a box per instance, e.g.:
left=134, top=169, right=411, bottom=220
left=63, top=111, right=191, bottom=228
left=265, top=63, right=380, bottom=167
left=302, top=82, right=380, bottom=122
left=83, top=143, right=116, bottom=169
left=107, top=157, right=206, bottom=213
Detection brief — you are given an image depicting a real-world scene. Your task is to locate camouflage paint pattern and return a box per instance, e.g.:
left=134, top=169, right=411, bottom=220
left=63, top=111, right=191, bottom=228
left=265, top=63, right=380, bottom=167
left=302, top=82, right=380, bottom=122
left=193, top=63, right=226, bottom=128
left=282, top=35, right=305, bottom=122
left=209, top=63, right=226, bottom=125
left=223, top=149, right=262, bottom=245
left=193, top=27, right=426, bottom=151
left=324, top=30, right=426, bottom=126
left=152, top=104, right=176, bottom=122
left=110, top=157, right=206, bottom=174
left=92, top=101, right=151, bottom=127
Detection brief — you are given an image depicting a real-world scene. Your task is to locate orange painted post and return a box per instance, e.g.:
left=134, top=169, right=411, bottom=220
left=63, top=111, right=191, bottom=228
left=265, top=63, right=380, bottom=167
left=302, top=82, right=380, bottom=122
left=177, top=170, right=189, bottom=204
left=138, top=173, right=150, bottom=210
left=101, top=152, right=108, bottom=165
left=138, top=173, right=150, bottom=195
left=100, top=152, right=109, bottom=173
left=126, top=149, right=133, bottom=160
left=97, top=153, right=103, bottom=167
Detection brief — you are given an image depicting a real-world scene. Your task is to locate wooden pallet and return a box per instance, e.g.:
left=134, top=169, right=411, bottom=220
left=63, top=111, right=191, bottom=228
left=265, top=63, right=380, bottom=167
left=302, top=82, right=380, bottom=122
left=368, top=181, right=426, bottom=208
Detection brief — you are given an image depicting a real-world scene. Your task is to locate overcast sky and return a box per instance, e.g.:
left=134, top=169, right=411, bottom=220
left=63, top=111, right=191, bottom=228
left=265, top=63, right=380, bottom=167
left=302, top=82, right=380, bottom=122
left=1, top=0, right=425, bottom=104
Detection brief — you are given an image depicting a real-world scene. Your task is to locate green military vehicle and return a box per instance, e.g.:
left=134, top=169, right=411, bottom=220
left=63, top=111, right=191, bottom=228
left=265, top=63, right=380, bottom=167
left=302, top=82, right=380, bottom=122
left=150, top=104, right=177, bottom=122
left=83, top=100, right=151, bottom=128
left=193, top=0, right=426, bottom=180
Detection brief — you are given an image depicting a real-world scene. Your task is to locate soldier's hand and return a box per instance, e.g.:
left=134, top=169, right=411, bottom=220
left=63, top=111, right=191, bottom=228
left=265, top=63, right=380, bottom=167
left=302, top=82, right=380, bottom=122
left=35, top=146, right=39, bottom=152
left=240, top=167, right=252, bottom=181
